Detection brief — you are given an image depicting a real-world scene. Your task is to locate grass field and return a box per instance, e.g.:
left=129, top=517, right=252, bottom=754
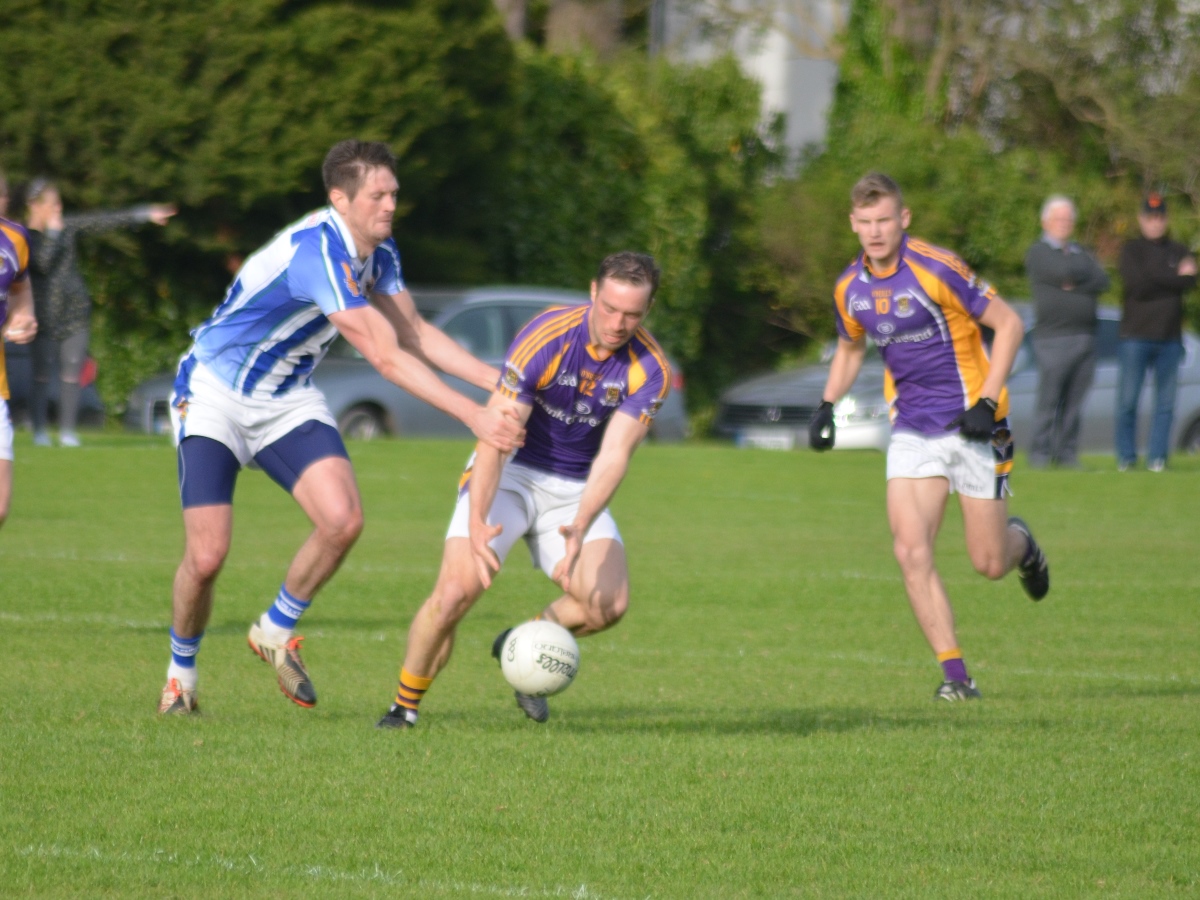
left=2, top=433, right=1198, bottom=898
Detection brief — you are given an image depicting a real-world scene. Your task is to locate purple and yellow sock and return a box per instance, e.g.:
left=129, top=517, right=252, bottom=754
left=394, top=668, right=433, bottom=722
left=937, top=648, right=970, bottom=683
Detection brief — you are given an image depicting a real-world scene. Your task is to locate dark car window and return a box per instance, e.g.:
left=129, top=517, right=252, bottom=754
left=443, top=306, right=508, bottom=358
left=1096, top=317, right=1120, bottom=360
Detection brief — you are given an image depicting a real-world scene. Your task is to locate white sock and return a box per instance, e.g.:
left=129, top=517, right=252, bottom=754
left=167, top=661, right=198, bottom=691
left=258, top=612, right=292, bottom=645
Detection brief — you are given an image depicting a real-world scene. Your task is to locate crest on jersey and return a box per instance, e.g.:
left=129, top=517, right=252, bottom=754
left=174, top=398, right=189, bottom=421
left=503, top=365, right=521, bottom=388
left=647, top=398, right=663, bottom=418
left=340, top=261, right=362, bottom=297
left=602, top=384, right=623, bottom=407
left=895, top=295, right=914, bottom=318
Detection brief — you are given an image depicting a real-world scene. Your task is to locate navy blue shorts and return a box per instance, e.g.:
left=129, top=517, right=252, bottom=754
left=178, top=421, right=349, bottom=508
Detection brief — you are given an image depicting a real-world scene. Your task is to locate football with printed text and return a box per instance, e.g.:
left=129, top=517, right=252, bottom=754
left=500, top=621, right=580, bottom=697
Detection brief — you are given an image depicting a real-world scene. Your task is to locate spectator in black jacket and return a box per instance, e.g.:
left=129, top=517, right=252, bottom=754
left=1025, top=195, right=1110, bottom=468
left=24, top=178, right=175, bottom=446
left=1116, top=192, right=1197, bottom=471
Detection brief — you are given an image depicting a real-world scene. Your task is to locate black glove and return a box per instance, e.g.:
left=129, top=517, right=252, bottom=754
left=809, top=400, right=836, bottom=451
left=948, top=397, right=997, bottom=441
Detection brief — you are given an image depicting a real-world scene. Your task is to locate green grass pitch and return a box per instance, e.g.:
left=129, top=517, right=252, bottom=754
left=1, top=434, right=1198, bottom=898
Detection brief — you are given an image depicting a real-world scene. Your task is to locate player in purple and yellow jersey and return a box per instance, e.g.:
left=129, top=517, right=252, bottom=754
left=0, top=174, right=40, bottom=531
left=378, top=252, right=671, bottom=728
left=810, top=173, right=1049, bottom=702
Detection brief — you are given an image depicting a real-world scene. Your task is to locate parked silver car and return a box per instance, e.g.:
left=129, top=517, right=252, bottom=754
left=716, top=307, right=1200, bottom=455
left=125, top=286, right=689, bottom=441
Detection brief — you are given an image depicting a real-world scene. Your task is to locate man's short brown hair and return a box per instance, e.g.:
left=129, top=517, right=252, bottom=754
left=596, top=251, right=660, bottom=299
left=322, top=140, right=396, bottom=200
left=850, top=172, right=904, bottom=210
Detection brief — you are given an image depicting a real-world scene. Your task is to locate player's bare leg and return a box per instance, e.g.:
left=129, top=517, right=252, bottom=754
left=377, top=538, right=486, bottom=729
left=173, top=504, right=234, bottom=638
left=246, top=456, right=365, bottom=708
left=887, top=477, right=956, bottom=653
left=959, top=496, right=1026, bottom=580
left=405, top=538, right=487, bottom=677
left=888, top=477, right=980, bottom=699
left=161, top=503, right=232, bottom=714
left=0, top=459, right=11, bottom=531
left=284, top=456, right=364, bottom=598
left=540, top=539, right=629, bottom=636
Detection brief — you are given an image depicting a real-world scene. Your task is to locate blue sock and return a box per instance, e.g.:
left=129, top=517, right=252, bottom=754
left=267, top=585, right=311, bottom=630
left=170, top=628, right=203, bottom=668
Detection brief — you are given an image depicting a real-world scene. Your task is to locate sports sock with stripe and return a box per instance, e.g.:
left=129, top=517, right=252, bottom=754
left=937, top=648, right=970, bottom=683
left=167, top=627, right=203, bottom=691
left=261, top=584, right=311, bottom=643
left=392, top=668, right=433, bottom=724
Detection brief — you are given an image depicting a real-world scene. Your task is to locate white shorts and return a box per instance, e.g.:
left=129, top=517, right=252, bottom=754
left=0, top=399, right=12, bottom=462
left=887, top=428, right=1013, bottom=500
left=447, top=459, right=622, bottom=578
left=170, top=359, right=338, bottom=465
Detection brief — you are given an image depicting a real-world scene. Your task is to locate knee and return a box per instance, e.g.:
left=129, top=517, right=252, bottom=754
left=584, top=586, right=628, bottom=632
left=427, top=579, right=480, bottom=633
left=319, top=504, right=364, bottom=551
left=185, top=542, right=228, bottom=583
left=972, top=556, right=1008, bottom=581
left=892, top=538, right=933, bottom=574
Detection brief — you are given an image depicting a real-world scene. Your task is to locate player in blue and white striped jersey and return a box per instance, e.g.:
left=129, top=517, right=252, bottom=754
left=158, top=140, right=525, bottom=716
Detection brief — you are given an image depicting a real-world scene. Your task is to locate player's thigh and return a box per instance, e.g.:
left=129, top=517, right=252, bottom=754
left=290, top=454, right=362, bottom=537
left=886, top=476, right=950, bottom=546
left=181, top=503, right=234, bottom=572
left=0, top=399, right=11, bottom=520
left=445, top=485, right=533, bottom=566
left=958, top=494, right=1009, bottom=567
left=0, top=460, right=11, bottom=522
left=568, top=538, right=629, bottom=608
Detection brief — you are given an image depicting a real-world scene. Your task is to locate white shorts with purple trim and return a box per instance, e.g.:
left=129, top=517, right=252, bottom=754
left=447, top=459, right=622, bottom=579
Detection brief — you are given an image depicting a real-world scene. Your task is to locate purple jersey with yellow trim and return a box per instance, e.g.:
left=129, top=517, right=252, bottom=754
left=498, top=304, right=671, bottom=479
left=833, top=235, right=1009, bottom=436
left=0, top=217, right=32, bottom=400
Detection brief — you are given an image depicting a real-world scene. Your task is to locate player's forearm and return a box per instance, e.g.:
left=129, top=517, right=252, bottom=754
left=981, top=314, right=1024, bottom=400
left=376, top=349, right=481, bottom=427
left=414, top=319, right=500, bottom=391
left=571, top=451, right=630, bottom=534
left=821, top=340, right=866, bottom=403
left=468, top=444, right=504, bottom=529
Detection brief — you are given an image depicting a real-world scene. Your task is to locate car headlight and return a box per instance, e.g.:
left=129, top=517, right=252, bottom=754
left=833, top=395, right=889, bottom=425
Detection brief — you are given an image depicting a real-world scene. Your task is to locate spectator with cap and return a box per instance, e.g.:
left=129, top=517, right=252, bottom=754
left=1025, top=195, right=1110, bottom=468
left=23, top=178, right=175, bottom=446
left=1115, top=192, right=1197, bottom=471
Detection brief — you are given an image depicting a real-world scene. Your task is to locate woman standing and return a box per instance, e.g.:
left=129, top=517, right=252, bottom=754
left=24, top=179, right=175, bottom=446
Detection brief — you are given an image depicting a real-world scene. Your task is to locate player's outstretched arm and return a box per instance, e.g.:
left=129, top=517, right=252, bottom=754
left=468, top=392, right=533, bottom=588
left=976, top=296, right=1024, bottom=400
left=811, top=337, right=866, bottom=450
left=329, top=305, right=523, bottom=452
left=371, top=290, right=499, bottom=392
left=552, top=412, right=649, bottom=593
left=1, top=279, right=37, bottom=344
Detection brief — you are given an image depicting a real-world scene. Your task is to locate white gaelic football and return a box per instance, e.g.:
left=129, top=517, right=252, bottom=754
left=499, top=621, right=580, bottom=697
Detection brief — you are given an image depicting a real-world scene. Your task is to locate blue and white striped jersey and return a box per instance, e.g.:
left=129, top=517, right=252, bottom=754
left=184, top=207, right=404, bottom=398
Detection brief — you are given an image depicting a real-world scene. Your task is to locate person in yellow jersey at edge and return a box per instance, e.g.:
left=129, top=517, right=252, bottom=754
left=810, top=172, right=1050, bottom=701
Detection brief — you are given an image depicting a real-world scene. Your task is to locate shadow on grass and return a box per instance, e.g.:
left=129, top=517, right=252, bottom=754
left=411, top=703, right=966, bottom=737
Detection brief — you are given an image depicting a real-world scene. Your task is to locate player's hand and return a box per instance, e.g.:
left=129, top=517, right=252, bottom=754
left=1179, top=256, right=1198, bottom=277
left=809, top=401, right=836, bottom=451
left=947, top=398, right=997, bottom=442
left=2, top=312, right=37, bottom=344
left=149, top=204, right=178, bottom=226
left=471, top=405, right=524, bottom=453
left=469, top=519, right=504, bottom=589
left=551, top=523, right=584, bottom=593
